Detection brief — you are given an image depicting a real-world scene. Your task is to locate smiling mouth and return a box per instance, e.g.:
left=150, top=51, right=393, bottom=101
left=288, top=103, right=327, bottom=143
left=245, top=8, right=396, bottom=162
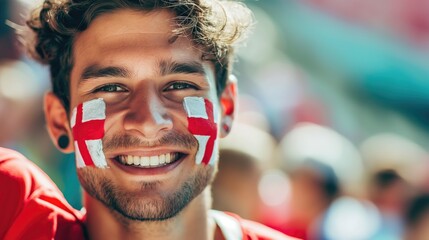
left=114, top=153, right=185, bottom=168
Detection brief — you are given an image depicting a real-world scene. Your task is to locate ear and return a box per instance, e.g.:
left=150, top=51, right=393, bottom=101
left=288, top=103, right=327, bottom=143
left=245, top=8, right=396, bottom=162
left=44, top=92, right=74, bottom=153
left=219, top=74, right=238, bottom=138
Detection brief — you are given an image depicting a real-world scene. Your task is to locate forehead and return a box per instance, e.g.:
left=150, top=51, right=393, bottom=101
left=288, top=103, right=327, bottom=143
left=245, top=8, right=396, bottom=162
left=75, top=9, right=180, bottom=47
left=71, top=9, right=205, bottom=77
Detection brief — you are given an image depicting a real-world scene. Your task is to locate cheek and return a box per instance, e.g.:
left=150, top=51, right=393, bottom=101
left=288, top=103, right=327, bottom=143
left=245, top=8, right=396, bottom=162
left=70, top=98, right=108, bottom=169
left=183, top=97, right=219, bottom=166
left=102, top=108, right=126, bottom=134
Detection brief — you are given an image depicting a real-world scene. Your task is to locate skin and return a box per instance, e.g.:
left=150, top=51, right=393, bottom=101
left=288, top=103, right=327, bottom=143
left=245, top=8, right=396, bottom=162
left=44, top=9, right=236, bottom=240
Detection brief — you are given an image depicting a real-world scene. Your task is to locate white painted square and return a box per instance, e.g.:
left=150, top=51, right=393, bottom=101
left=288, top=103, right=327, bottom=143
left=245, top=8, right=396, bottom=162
left=183, top=97, right=208, bottom=119
left=82, top=98, right=106, bottom=122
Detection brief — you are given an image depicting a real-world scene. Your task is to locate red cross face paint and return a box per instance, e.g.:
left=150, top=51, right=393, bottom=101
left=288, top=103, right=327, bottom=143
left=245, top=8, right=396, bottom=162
left=183, top=97, right=219, bottom=166
left=70, top=98, right=107, bottom=168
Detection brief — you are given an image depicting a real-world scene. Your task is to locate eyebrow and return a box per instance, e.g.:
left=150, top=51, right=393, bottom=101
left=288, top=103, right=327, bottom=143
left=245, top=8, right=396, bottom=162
left=159, top=60, right=206, bottom=76
left=80, top=65, right=130, bottom=81
left=79, top=60, right=206, bottom=83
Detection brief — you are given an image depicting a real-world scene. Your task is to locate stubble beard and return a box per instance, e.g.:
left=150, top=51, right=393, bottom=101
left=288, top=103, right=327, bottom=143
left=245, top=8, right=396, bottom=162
left=77, top=130, right=215, bottom=222
left=78, top=165, right=213, bottom=222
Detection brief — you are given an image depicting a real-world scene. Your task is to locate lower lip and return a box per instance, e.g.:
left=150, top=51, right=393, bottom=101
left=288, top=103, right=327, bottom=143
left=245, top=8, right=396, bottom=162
left=111, top=156, right=185, bottom=176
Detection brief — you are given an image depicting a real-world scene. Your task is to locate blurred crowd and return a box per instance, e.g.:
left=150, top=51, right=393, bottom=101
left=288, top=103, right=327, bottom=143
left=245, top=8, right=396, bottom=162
left=213, top=121, right=429, bottom=240
left=2, top=1, right=429, bottom=240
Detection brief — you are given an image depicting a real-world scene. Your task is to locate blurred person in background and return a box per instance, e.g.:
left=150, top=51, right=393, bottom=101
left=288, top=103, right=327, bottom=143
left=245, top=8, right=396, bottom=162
left=273, top=123, right=365, bottom=240
left=211, top=122, right=277, bottom=222
left=320, top=133, right=429, bottom=240
left=403, top=192, right=429, bottom=240
left=286, top=158, right=339, bottom=240
left=320, top=170, right=406, bottom=240
left=360, top=133, right=428, bottom=190
left=367, top=169, right=409, bottom=240
left=0, top=0, right=297, bottom=239
left=360, top=133, right=429, bottom=240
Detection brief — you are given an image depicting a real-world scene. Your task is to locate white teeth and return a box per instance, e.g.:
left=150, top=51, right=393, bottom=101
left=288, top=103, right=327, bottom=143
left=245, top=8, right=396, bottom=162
left=126, top=155, right=133, bottom=165
left=141, top=157, right=150, bottom=167
left=159, top=154, right=166, bottom=164
left=150, top=156, right=159, bottom=166
left=120, top=153, right=178, bottom=167
left=133, top=155, right=139, bottom=165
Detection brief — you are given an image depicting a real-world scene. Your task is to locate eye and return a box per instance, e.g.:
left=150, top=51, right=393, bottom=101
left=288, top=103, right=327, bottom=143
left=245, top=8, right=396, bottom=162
left=164, top=81, right=199, bottom=91
left=94, top=84, right=127, bottom=93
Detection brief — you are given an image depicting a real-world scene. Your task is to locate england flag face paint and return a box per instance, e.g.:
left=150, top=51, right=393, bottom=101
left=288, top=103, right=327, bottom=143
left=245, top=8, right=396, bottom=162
left=70, top=98, right=107, bottom=168
left=183, top=97, right=219, bottom=166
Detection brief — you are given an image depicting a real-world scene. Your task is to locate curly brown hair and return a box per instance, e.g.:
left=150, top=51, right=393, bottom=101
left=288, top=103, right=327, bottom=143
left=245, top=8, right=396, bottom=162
left=25, top=0, right=253, bottom=110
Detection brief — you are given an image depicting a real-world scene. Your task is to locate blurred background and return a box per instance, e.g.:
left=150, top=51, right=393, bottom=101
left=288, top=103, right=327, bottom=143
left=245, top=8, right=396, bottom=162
left=2, top=0, right=429, bottom=239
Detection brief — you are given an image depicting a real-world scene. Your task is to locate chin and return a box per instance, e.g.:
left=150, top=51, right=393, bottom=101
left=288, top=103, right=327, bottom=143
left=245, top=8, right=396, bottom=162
left=78, top=163, right=214, bottom=221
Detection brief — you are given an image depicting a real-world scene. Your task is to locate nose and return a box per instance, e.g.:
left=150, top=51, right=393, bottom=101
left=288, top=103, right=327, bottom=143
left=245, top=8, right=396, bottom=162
left=123, top=91, right=173, bottom=139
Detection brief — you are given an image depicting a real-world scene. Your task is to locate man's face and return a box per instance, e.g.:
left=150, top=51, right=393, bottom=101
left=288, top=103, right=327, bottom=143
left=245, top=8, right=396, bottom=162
left=68, top=9, right=223, bottom=221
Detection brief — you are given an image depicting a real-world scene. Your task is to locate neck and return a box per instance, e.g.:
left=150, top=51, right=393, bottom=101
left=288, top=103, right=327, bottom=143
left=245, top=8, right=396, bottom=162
left=84, top=187, right=217, bottom=240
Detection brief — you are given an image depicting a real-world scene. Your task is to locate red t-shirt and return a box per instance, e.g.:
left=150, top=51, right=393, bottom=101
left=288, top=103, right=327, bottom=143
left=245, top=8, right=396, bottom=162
left=0, top=147, right=86, bottom=240
left=0, top=147, right=298, bottom=240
